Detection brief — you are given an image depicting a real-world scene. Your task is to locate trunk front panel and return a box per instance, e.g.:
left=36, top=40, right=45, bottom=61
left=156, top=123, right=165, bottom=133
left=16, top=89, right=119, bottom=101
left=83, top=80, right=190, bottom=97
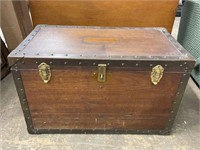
left=20, top=66, right=182, bottom=130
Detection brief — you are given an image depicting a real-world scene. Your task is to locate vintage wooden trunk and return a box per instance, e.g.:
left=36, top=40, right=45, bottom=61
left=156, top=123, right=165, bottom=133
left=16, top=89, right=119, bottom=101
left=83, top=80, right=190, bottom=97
left=8, top=25, right=195, bottom=134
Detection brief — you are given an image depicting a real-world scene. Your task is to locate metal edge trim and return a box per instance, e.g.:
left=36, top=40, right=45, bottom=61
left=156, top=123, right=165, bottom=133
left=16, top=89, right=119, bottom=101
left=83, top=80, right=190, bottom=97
left=28, top=128, right=170, bottom=135
left=14, top=58, right=194, bottom=73
left=165, top=73, right=191, bottom=131
left=162, top=30, right=195, bottom=60
left=7, top=25, right=41, bottom=63
left=11, top=69, right=34, bottom=132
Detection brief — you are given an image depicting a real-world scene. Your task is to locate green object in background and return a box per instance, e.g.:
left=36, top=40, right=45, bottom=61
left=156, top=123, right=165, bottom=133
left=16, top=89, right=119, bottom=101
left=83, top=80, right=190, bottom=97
left=178, top=0, right=200, bottom=88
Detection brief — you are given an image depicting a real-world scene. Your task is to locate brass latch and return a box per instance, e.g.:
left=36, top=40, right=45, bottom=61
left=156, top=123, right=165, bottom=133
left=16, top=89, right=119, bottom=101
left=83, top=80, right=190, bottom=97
left=151, top=65, right=164, bottom=85
left=38, top=62, right=51, bottom=83
left=98, top=64, right=107, bottom=82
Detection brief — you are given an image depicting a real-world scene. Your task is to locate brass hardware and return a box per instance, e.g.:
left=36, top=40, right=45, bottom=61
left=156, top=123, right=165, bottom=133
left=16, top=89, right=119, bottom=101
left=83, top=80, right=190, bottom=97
left=151, top=65, right=164, bottom=85
left=98, top=64, right=107, bottom=82
left=38, top=63, right=51, bottom=83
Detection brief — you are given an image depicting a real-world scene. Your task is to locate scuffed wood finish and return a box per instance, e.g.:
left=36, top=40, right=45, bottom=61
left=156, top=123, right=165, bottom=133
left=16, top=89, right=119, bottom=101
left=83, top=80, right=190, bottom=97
left=29, top=0, right=178, bottom=33
left=20, top=67, right=182, bottom=130
left=18, top=27, right=182, bottom=57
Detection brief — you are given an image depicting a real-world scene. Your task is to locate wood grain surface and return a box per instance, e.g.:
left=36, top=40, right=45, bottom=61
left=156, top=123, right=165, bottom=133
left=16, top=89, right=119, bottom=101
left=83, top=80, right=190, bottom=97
left=20, top=67, right=182, bottom=130
left=29, top=0, right=178, bottom=33
left=22, top=27, right=182, bottom=57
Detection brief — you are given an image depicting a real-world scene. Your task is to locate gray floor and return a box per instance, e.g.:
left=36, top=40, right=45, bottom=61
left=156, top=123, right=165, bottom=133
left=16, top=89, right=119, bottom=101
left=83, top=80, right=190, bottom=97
left=1, top=18, right=200, bottom=150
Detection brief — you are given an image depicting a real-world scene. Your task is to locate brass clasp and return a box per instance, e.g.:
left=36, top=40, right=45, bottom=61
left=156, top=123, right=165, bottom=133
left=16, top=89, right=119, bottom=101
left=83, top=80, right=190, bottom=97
left=38, top=62, right=51, bottom=83
left=98, top=64, right=107, bottom=82
left=151, top=65, right=164, bottom=85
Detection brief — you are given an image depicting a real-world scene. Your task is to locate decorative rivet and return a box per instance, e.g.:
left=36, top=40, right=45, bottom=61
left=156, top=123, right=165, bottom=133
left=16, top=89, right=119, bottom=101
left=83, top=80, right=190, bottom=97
left=184, top=62, right=187, bottom=65
left=64, top=62, right=67, bottom=65
left=174, top=101, right=176, bottom=104
left=121, top=63, right=125, bottom=66
left=180, top=64, right=183, bottom=67
left=17, top=78, right=20, bottom=80
left=15, top=64, right=18, bottom=66
left=21, top=89, right=23, bottom=92
left=15, top=70, right=18, bottom=72
left=107, top=63, right=110, bottom=66
left=93, top=62, right=96, bottom=66
left=26, top=108, right=28, bottom=111
left=17, top=59, right=19, bottom=61
left=136, top=64, right=139, bottom=66
left=171, top=111, right=174, bottom=113
left=180, top=82, right=183, bottom=84
left=183, top=74, right=186, bottom=76
left=50, top=62, right=53, bottom=64
left=177, top=92, right=179, bottom=95
left=27, top=117, right=30, bottom=119
left=35, top=62, right=38, bottom=64
left=185, top=67, right=188, bottom=70
left=23, top=99, right=26, bottom=102
left=150, top=64, right=153, bottom=67
left=22, top=61, right=25, bottom=64
left=79, top=62, right=82, bottom=65
left=165, top=64, right=168, bottom=67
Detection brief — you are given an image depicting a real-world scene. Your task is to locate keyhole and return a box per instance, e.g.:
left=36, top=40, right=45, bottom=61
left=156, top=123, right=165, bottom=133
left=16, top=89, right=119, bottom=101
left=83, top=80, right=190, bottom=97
left=100, top=74, right=104, bottom=80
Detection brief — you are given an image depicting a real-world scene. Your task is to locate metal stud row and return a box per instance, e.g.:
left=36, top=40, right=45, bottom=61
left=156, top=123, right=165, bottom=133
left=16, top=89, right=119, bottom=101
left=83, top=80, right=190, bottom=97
left=166, top=72, right=190, bottom=131
left=13, top=66, right=34, bottom=130
left=15, top=59, right=192, bottom=72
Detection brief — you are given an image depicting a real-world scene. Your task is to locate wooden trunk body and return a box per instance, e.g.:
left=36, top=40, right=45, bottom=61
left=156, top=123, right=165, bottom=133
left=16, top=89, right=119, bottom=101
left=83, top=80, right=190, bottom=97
left=8, top=25, right=195, bottom=134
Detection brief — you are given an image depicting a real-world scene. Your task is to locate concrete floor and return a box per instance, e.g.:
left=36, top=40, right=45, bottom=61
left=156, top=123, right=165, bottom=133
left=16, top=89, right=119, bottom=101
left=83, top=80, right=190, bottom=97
left=1, top=18, right=200, bottom=149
